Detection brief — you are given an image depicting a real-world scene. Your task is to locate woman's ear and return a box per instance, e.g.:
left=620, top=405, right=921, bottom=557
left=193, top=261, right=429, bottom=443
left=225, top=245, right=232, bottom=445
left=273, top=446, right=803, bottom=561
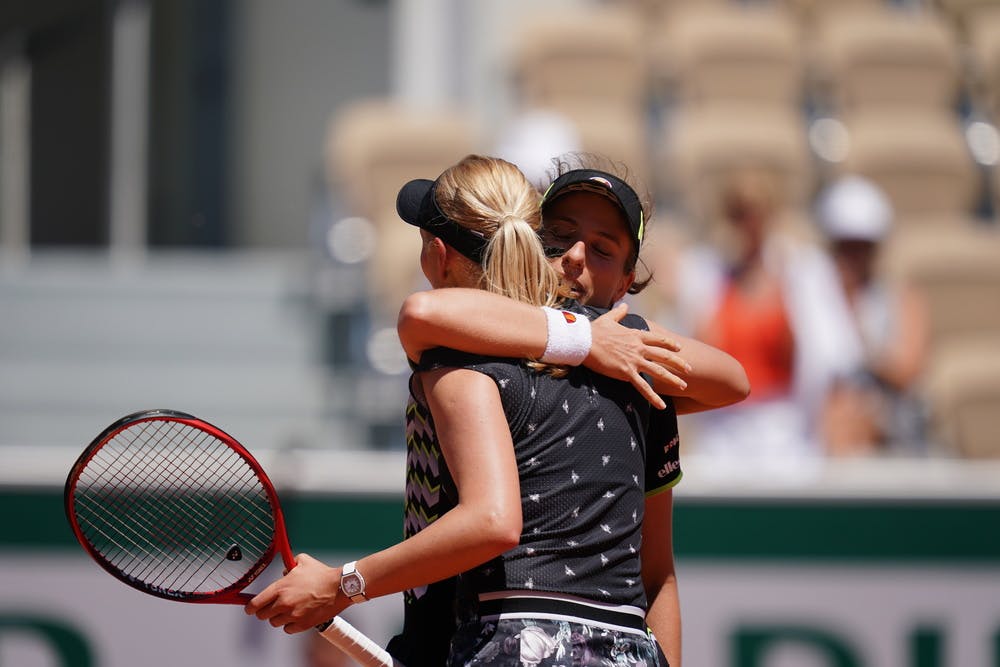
left=420, top=234, right=449, bottom=288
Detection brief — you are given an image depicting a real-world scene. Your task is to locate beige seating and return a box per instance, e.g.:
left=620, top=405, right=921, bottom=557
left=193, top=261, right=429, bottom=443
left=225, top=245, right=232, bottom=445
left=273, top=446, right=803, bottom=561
left=836, top=110, right=979, bottom=223
left=649, top=3, right=805, bottom=109
left=553, top=105, right=651, bottom=188
left=925, top=339, right=1000, bottom=458
left=325, top=99, right=478, bottom=321
left=995, top=144, right=1000, bottom=214
left=886, top=225, right=1000, bottom=457
left=933, top=0, right=1000, bottom=33
left=782, top=0, right=889, bottom=26
left=966, top=5, right=1000, bottom=116
left=883, top=225, right=1000, bottom=356
left=512, top=7, right=646, bottom=112
left=812, top=7, right=961, bottom=113
left=660, top=103, right=813, bottom=223
left=614, top=0, right=731, bottom=22
left=510, top=6, right=650, bottom=183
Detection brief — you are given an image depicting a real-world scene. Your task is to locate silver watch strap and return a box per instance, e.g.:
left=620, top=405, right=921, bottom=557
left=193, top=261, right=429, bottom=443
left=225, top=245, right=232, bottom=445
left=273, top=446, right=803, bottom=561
left=341, top=560, right=367, bottom=603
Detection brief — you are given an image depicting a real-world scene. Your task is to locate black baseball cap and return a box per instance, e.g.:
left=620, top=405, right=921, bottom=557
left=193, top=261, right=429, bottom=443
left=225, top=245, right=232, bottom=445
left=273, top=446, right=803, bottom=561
left=396, top=178, right=488, bottom=264
left=540, top=169, right=645, bottom=253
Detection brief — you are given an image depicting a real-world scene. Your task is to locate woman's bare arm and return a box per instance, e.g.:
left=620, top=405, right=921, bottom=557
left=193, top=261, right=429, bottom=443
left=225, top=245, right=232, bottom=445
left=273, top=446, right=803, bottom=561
left=642, top=490, right=681, bottom=667
left=245, top=368, right=522, bottom=632
left=645, top=321, right=751, bottom=415
left=397, top=288, right=689, bottom=409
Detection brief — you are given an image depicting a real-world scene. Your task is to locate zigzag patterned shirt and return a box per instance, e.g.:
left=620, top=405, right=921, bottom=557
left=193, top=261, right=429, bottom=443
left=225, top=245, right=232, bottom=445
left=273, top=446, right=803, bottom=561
left=385, top=375, right=461, bottom=667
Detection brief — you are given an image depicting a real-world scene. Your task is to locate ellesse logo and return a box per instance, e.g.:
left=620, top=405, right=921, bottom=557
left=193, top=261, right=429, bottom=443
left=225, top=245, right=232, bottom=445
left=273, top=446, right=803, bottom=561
left=562, top=312, right=577, bottom=324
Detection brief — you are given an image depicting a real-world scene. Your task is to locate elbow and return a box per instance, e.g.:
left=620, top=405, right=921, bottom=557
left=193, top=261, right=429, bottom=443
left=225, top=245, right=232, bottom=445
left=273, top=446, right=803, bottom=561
left=480, top=508, right=522, bottom=554
left=397, top=291, right=436, bottom=336
left=697, top=371, right=751, bottom=410
left=720, top=381, right=751, bottom=409
left=733, top=371, right=752, bottom=404
left=717, top=360, right=751, bottom=407
left=397, top=291, right=439, bottom=354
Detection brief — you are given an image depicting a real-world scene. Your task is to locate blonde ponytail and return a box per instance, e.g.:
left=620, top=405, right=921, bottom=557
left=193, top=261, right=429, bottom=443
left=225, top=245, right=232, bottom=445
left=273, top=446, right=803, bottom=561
left=434, top=155, right=564, bottom=307
left=480, top=217, right=561, bottom=307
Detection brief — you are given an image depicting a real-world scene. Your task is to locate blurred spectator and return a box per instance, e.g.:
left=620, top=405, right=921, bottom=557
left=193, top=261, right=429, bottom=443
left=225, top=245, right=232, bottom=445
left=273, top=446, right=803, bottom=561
left=672, top=168, right=855, bottom=474
left=696, top=171, right=795, bottom=403
left=815, top=175, right=930, bottom=457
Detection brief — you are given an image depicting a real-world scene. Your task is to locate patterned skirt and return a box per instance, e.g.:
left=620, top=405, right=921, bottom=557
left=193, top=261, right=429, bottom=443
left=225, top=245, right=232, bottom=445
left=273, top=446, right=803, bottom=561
left=448, top=592, right=668, bottom=667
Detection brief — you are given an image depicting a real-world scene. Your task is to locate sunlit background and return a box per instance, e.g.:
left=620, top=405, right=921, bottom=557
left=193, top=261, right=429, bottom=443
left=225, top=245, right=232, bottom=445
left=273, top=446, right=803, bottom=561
left=1, top=0, right=999, bottom=666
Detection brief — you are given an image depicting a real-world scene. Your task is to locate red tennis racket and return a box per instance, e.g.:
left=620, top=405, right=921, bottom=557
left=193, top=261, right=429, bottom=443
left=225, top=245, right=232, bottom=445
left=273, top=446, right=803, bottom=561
left=64, top=409, right=397, bottom=667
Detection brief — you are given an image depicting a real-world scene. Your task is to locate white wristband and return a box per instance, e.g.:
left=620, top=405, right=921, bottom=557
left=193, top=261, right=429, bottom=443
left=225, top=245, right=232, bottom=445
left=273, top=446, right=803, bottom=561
left=540, top=306, right=592, bottom=365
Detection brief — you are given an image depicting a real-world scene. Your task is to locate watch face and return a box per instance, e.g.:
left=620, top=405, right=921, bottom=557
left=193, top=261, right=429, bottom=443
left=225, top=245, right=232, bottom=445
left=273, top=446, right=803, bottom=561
left=342, top=574, right=362, bottom=596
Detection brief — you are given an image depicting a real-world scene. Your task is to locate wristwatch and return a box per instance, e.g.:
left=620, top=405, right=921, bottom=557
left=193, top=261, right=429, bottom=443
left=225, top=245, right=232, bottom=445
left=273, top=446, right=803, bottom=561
left=339, top=560, right=368, bottom=603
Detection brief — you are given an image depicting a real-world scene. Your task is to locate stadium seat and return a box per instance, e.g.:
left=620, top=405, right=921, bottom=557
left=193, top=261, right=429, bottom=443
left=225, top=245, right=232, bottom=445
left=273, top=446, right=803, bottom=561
left=648, top=3, right=805, bottom=109
left=933, top=0, right=1000, bottom=34
left=888, top=225, right=1000, bottom=459
left=924, top=339, right=1000, bottom=458
left=835, top=109, right=979, bottom=223
left=812, top=6, right=962, bottom=113
left=659, top=103, right=813, bottom=222
left=618, top=0, right=730, bottom=16
left=783, top=0, right=889, bottom=26
left=551, top=105, right=651, bottom=190
left=509, top=7, right=650, bottom=183
left=883, top=225, right=1000, bottom=356
left=325, top=99, right=478, bottom=321
left=966, top=5, right=1000, bottom=117
left=512, top=7, right=646, bottom=112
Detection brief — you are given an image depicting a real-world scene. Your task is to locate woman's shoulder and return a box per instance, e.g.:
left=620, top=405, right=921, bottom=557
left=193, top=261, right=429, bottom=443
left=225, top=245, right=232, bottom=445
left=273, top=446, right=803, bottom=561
left=567, top=300, right=650, bottom=332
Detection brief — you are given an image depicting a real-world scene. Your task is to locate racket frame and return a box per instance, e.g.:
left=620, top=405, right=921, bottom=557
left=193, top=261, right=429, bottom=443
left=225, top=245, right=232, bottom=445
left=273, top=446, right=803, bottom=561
left=64, top=408, right=295, bottom=605
left=65, top=408, right=399, bottom=667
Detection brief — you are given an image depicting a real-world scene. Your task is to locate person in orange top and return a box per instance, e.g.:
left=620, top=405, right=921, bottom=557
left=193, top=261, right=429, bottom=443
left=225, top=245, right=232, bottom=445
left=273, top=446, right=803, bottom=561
left=673, top=168, right=856, bottom=471
left=693, top=169, right=796, bottom=401
left=704, top=277, right=794, bottom=402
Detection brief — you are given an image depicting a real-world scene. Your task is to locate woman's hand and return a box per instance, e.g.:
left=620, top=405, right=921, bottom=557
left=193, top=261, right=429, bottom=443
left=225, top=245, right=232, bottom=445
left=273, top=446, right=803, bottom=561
left=245, top=554, right=347, bottom=634
left=586, top=304, right=691, bottom=409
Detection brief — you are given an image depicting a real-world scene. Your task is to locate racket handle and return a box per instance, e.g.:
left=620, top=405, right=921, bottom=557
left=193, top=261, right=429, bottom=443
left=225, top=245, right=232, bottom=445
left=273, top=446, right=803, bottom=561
left=317, top=617, right=399, bottom=667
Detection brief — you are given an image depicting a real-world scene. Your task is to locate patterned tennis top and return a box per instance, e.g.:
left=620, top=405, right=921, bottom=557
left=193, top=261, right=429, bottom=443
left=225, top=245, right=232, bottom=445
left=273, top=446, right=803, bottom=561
left=424, top=344, right=679, bottom=608
left=385, top=308, right=681, bottom=665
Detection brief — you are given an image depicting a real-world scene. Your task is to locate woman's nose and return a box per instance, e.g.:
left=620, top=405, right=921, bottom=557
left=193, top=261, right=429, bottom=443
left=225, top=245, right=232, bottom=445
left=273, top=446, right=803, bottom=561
left=561, top=240, right=586, bottom=266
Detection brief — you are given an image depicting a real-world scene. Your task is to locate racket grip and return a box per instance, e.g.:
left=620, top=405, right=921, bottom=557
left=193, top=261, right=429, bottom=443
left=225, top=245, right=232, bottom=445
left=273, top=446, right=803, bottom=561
left=316, top=617, right=399, bottom=667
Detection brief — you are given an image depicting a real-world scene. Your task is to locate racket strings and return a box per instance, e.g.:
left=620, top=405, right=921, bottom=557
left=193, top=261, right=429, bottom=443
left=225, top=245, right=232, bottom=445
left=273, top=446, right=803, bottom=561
left=78, top=422, right=271, bottom=593
left=123, top=422, right=273, bottom=563
left=79, top=423, right=223, bottom=559
left=108, top=422, right=266, bottom=591
left=77, top=422, right=236, bottom=568
left=72, top=419, right=277, bottom=596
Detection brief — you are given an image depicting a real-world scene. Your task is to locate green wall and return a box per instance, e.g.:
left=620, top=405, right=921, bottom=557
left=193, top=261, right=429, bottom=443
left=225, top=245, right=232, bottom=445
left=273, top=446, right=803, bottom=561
left=8, top=488, right=1000, bottom=561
